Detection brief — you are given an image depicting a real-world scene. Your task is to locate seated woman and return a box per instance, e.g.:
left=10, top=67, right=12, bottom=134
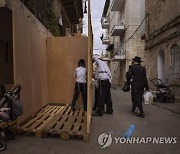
left=0, top=107, right=10, bottom=122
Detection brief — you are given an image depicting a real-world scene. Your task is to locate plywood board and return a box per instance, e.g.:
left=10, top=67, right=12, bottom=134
left=13, top=2, right=48, bottom=123
left=47, top=36, right=88, bottom=105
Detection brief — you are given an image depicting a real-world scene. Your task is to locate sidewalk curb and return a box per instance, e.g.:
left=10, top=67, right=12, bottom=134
left=152, top=103, right=180, bottom=116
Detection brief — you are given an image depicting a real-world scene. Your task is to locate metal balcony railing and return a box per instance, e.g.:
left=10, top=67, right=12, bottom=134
left=101, top=17, right=110, bottom=29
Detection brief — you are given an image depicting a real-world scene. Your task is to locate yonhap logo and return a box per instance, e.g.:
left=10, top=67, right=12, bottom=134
left=98, top=132, right=113, bottom=148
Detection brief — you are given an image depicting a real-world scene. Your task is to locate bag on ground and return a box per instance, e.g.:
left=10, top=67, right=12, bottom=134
left=143, top=91, right=153, bottom=105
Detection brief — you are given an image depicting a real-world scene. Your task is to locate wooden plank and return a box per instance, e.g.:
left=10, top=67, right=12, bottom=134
left=20, top=105, right=55, bottom=130
left=83, top=133, right=90, bottom=142
left=42, top=113, right=63, bottom=131
left=52, top=115, right=68, bottom=132
left=87, top=0, right=93, bottom=135
left=61, top=115, right=76, bottom=132
left=61, top=132, right=69, bottom=140
left=39, top=105, right=50, bottom=114
left=60, top=115, right=77, bottom=140
left=81, top=123, right=87, bottom=133
left=0, top=120, right=16, bottom=128
left=74, top=108, right=80, bottom=116
left=78, top=108, right=83, bottom=116
left=51, top=106, right=63, bottom=115
left=42, top=106, right=68, bottom=131
left=36, top=115, right=55, bottom=131
left=16, top=104, right=88, bottom=141
left=43, top=105, right=55, bottom=114
left=27, top=114, right=49, bottom=130
left=55, top=106, right=66, bottom=115
left=20, top=113, right=44, bottom=129
left=64, top=106, right=71, bottom=115
left=50, top=106, right=59, bottom=116
left=71, top=115, right=83, bottom=133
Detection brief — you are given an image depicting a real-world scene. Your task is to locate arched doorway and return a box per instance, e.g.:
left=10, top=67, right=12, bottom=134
left=158, top=49, right=165, bottom=82
left=170, top=44, right=180, bottom=80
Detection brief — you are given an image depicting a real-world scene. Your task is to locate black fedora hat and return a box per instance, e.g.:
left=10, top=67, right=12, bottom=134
left=132, top=56, right=142, bottom=63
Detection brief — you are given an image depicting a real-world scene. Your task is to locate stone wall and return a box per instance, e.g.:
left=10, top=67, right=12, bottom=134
left=145, top=0, right=180, bottom=100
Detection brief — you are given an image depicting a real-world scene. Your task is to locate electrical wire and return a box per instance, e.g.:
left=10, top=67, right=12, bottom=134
left=125, top=13, right=148, bottom=43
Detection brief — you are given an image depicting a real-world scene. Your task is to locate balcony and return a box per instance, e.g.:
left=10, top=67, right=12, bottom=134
left=101, top=17, right=110, bottom=29
left=110, top=0, right=125, bottom=11
left=111, top=42, right=125, bottom=60
left=102, top=37, right=110, bottom=45
left=110, top=25, right=125, bottom=36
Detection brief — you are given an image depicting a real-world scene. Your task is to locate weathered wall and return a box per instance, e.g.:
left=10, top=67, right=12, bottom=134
left=145, top=0, right=180, bottom=34
left=120, top=60, right=126, bottom=84
left=110, top=61, right=120, bottom=85
left=145, top=0, right=180, bottom=99
left=13, top=0, right=48, bottom=122
left=47, top=36, right=88, bottom=105
left=125, top=0, right=146, bottom=78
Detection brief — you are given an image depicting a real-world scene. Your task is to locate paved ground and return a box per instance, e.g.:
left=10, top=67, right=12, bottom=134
left=2, top=86, right=180, bottom=154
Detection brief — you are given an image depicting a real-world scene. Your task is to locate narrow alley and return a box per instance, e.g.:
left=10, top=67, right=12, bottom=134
left=2, top=86, right=180, bottom=154
left=0, top=0, right=180, bottom=153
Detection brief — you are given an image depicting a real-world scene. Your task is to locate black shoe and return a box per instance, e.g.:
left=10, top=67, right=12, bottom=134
left=92, top=113, right=103, bottom=117
left=105, top=111, right=113, bottom=114
left=136, top=113, right=145, bottom=118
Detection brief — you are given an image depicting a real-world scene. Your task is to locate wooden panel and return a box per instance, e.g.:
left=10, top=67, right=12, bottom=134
left=13, top=2, right=48, bottom=123
left=87, top=0, right=93, bottom=134
left=17, top=104, right=89, bottom=141
left=47, top=36, right=88, bottom=105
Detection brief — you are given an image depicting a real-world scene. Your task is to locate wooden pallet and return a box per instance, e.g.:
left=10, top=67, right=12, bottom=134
left=0, top=120, right=16, bottom=128
left=17, top=104, right=89, bottom=141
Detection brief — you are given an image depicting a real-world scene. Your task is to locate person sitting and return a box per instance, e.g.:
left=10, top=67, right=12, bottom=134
left=0, top=107, right=10, bottom=122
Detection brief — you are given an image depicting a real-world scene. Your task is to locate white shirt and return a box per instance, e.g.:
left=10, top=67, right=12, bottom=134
left=75, top=66, right=86, bottom=83
left=59, top=14, right=62, bottom=26
left=92, top=56, right=112, bottom=83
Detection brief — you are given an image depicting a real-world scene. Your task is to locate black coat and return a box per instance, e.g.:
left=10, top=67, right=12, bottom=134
left=127, top=64, right=149, bottom=90
left=127, top=64, right=149, bottom=108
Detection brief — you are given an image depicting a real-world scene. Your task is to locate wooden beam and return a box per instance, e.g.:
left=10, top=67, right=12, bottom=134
left=73, top=0, right=80, bottom=22
left=87, top=0, right=93, bottom=134
left=60, top=1, right=71, bottom=28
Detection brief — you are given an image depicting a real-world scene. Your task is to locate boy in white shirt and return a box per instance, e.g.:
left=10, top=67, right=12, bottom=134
left=71, top=59, right=87, bottom=111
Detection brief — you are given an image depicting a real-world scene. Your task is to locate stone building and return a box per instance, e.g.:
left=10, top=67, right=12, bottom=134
left=145, top=0, right=180, bottom=99
left=101, top=0, right=146, bottom=85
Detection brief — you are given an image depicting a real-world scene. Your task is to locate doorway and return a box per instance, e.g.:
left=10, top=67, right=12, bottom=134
left=0, top=7, right=14, bottom=89
left=157, top=49, right=165, bottom=82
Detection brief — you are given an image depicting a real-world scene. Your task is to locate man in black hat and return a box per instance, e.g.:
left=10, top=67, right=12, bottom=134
left=126, top=56, right=149, bottom=118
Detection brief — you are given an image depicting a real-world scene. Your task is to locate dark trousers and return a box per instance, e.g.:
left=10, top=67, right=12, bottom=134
left=71, top=82, right=87, bottom=111
left=96, top=80, right=113, bottom=115
left=93, top=87, right=98, bottom=109
left=131, top=86, right=144, bottom=114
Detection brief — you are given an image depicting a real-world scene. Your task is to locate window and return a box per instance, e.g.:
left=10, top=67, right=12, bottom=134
left=171, top=44, right=180, bottom=80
